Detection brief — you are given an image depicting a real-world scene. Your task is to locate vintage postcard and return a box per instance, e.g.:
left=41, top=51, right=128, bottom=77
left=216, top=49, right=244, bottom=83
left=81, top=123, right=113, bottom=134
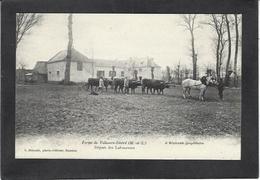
left=15, top=13, right=241, bottom=159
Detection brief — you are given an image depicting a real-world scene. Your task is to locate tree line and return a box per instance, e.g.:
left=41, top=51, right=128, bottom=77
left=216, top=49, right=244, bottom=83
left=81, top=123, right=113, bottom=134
left=179, top=14, right=241, bottom=87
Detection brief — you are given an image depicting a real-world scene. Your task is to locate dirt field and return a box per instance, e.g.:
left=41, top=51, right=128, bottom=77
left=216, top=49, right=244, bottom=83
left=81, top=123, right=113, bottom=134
left=16, top=83, right=241, bottom=138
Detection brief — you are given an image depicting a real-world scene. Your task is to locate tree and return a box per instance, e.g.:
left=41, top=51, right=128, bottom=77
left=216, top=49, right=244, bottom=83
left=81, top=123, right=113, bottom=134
left=173, top=61, right=181, bottom=84
left=134, top=70, right=138, bottom=80
left=17, top=61, right=27, bottom=69
left=166, top=66, right=171, bottom=81
left=180, top=15, right=199, bottom=80
left=111, top=66, right=116, bottom=80
left=233, top=14, right=240, bottom=87
left=64, top=14, right=73, bottom=84
left=224, top=14, right=232, bottom=85
left=203, top=14, right=227, bottom=80
left=16, top=13, right=42, bottom=47
left=151, top=67, right=154, bottom=79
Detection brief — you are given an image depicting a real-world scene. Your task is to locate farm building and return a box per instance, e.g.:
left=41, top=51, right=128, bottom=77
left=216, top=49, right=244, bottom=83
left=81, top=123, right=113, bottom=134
left=47, top=48, right=162, bottom=83
left=16, top=61, right=48, bottom=83
left=33, top=61, right=48, bottom=83
left=16, top=69, right=34, bottom=82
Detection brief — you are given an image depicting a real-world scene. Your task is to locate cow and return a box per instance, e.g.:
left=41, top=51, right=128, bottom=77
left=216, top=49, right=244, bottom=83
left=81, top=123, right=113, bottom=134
left=142, top=79, right=169, bottom=94
left=87, top=78, right=112, bottom=92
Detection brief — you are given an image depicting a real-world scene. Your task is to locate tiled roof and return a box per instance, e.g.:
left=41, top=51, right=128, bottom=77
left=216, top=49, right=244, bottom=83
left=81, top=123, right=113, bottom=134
left=47, top=49, right=161, bottom=68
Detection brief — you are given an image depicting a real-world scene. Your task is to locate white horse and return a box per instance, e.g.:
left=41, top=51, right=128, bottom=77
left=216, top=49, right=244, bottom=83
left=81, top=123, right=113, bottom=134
left=182, top=76, right=215, bottom=101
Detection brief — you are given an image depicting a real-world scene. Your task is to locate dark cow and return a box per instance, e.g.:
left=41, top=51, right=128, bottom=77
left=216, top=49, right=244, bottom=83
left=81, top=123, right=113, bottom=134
left=152, top=80, right=170, bottom=94
left=87, top=78, right=112, bottom=92
left=142, top=79, right=169, bottom=94
left=113, top=78, right=141, bottom=94
left=128, top=80, right=141, bottom=94
left=113, top=78, right=124, bottom=93
left=141, top=79, right=151, bottom=94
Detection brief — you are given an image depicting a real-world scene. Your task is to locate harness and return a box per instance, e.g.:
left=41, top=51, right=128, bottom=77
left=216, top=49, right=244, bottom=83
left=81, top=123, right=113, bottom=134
left=193, top=83, right=203, bottom=87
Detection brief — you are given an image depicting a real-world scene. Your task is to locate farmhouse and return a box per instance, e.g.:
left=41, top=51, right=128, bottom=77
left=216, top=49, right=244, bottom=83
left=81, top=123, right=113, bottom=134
left=47, top=48, right=162, bottom=82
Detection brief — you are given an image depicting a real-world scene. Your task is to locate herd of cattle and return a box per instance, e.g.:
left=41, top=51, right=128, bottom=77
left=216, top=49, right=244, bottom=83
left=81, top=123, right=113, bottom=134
left=86, top=78, right=170, bottom=95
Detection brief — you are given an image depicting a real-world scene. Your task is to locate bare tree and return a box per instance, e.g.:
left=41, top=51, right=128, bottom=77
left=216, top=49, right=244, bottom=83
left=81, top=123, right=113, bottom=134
left=173, top=61, right=181, bottom=84
left=17, top=61, right=27, bottom=69
left=233, top=14, right=240, bottom=87
left=64, top=14, right=73, bottom=84
left=224, top=14, right=232, bottom=85
left=166, top=66, right=171, bottom=81
left=111, top=66, right=116, bottom=80
left=16, top=13, right=42, bottom=47
left=151, top=67, right=154, bottom=79
left=203, top=14, right=227, bottom=80
left=180, top=15, right=199, bottom=80
left=134, top=70, right=138, bottom=80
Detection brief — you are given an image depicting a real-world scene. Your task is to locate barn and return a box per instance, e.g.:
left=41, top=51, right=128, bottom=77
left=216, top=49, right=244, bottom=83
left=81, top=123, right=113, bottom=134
left=47, top=48, right=162, bottom=83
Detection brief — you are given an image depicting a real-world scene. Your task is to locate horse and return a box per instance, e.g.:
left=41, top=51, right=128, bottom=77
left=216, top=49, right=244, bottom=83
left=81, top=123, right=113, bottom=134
left=182, top=76, right=216, bottom=101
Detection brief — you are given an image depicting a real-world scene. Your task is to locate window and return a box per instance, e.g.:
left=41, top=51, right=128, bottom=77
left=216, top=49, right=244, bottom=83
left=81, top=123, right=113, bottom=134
left=57, top=71, right=60, bottom=75
left=121, top=71, right=124, bottom=77
left=109, top=71, right=116, bottom=77
left=77, top=61, right=83, bottom=71
left=97, top=71, right=105, bottom=78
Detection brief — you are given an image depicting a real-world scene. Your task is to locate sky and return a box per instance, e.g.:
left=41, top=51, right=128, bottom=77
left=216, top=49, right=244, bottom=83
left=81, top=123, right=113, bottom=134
left=16, top=14, right=241, bottom=74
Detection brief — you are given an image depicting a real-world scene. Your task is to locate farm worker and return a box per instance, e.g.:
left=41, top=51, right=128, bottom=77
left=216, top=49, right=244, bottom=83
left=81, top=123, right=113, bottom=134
left=124, top=77, right=129, bottom=94
left=99, top=77, right=104, bottom=92
left=217, top=78, right=224, bottom=100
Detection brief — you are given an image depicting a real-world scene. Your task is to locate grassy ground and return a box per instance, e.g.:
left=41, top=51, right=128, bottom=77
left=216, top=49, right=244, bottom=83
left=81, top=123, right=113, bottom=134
left=16, top=84, right=241, bottom=138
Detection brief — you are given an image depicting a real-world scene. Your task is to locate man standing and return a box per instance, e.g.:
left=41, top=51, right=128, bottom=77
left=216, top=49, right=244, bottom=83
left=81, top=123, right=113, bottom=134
left=124, top=77, right=129, bottom=94
left=99, top=77, right=104, bottom=93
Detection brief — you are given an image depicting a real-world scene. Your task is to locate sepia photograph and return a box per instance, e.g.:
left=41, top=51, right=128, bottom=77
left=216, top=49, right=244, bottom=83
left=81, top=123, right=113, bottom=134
left=15, top=13, right=242, bottom=159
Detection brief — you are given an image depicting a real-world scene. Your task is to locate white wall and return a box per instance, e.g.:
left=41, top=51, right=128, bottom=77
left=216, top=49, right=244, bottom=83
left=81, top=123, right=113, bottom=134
left=94, top=66, right=126, bottom=79
left=47, top=61, right=163, bottom=82
left=70, top=62, right=93, bottom=82
left=47, top=61, right=93, bottom=82
left=47, top=61, right=66, bottom=81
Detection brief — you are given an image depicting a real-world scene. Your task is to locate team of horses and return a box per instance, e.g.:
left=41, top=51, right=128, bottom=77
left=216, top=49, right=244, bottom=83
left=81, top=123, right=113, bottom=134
left=84, top=75, right=218, bottom=101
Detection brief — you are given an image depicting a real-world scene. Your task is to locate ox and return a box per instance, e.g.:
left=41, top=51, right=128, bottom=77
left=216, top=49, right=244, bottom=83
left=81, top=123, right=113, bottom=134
left=87, top=78, right=112, bottom=92
left=113, top=78, right=141, bottom=94
left=113, top=78, right=124, bottom=93
left=142, top=79, right=169, bottom=95
left=182, top=76, right=216, bottom=101
left=128, top=80, right=141, bottom=94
